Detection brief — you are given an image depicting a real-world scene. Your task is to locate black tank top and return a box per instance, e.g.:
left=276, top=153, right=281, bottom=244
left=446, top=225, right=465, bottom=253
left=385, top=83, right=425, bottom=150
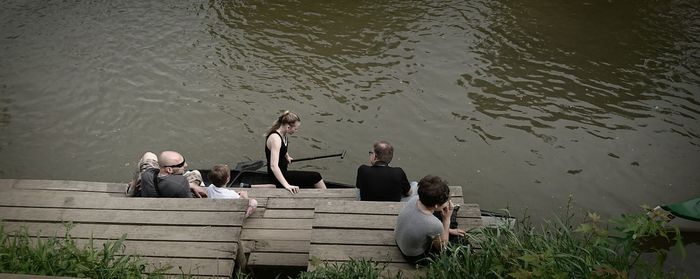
left=265, top=131, right=288, bottom=174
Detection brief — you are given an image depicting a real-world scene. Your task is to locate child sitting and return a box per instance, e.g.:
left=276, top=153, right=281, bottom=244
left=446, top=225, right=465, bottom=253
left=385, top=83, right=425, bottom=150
left=207, top=164, right=258, bottom=217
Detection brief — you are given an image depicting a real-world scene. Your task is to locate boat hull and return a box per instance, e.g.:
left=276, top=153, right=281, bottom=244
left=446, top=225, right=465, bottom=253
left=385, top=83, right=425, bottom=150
left=198, top=169, right=354, bottom=189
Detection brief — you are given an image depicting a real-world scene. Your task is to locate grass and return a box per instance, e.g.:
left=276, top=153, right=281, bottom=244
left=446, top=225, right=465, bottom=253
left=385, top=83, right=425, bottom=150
left=0, top=222, right=170, bottom=278
left=301, top=257, right=403, bottom=279
left=297, top=199, right=687, bottom=279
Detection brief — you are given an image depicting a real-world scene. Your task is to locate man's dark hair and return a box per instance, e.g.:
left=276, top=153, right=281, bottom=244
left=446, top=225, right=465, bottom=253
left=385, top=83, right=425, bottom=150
left=373, top=140, right=394, bottom=164
left=417, top=175, right=450, bottom=207
left=208, top=164, right=230, bottom=187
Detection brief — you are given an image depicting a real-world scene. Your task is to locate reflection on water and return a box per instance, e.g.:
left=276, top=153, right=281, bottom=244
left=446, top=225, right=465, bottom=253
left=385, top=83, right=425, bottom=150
left=0, top=1, right=699, bottom=264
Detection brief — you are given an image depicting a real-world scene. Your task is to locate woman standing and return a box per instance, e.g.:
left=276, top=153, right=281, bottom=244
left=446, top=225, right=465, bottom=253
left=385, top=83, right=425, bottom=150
left=265, top=111, right=327, bottom=194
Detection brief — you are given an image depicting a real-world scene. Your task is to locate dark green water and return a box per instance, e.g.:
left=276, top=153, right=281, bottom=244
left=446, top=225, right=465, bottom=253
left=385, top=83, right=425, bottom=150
left=1, top=0, right=698, bottom=271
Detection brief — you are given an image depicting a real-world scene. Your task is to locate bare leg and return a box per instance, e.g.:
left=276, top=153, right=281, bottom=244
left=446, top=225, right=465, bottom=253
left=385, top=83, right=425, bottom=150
left=314, top=179, right=327, bottom=189
left=126, top=152, right=159, bottom=196
left=245, top=198, right=258, bottom=218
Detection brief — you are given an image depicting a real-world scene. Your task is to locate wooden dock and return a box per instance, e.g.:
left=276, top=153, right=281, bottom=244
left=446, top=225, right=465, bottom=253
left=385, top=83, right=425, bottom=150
left=0, top=179, right=483, bottom=278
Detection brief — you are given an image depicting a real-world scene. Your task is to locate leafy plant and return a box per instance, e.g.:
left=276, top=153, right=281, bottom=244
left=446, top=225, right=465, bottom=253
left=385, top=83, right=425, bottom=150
left=0, top=222, right=170, bottom=278
left=299, top=257, right=403, bottom=279
left=422, top=198, right=687, bottom=279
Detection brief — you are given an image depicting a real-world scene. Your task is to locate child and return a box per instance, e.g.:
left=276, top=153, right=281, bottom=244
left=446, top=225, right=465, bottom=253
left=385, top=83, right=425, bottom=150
left=207, top=164, right=258, bottom=217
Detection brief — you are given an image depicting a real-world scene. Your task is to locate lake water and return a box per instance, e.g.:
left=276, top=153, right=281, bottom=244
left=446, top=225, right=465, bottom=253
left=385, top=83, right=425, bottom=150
left=1, top=0, right=699, bottom=271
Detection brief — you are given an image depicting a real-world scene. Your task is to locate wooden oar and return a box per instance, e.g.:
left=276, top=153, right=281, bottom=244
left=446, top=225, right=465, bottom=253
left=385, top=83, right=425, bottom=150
left=231, top=150, right=346, bottom=171
left=291, top=150, right=346, bottom=163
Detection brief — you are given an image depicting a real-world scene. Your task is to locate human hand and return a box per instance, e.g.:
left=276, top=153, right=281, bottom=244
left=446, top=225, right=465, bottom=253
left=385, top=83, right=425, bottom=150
left=191, top=185, right=207, bottom=198
left=239, top=191, right=249, bottom=199
left=441, top=200, right=454, bottom=220
left=287, top=156, right=293, bottom=164
left=285, top=185, right=299, bottom=194
left=449, top=228, right=466, bottom=237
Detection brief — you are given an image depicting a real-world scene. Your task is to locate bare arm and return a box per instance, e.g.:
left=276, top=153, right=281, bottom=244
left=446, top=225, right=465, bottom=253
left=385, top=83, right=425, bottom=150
left=438, top=201, right=454, bottom=248
left=267, top=135, right=298, bottom=194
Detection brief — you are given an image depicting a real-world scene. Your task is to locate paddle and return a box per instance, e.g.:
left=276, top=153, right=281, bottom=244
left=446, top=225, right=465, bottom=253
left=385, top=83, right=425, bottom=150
left=291, top=150, right=346, bottom=163
left=231, top=150, right=346, bottom=171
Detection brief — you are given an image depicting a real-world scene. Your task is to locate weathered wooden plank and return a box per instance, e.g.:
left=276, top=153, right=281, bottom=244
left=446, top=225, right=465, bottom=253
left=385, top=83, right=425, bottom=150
left=108, top=239, right=237, bottom=259
left=0, top=192, right=248, bottom=212
left=314, top=200, right=479, bottom=217
left=12, top=180, right=124, bottom=193
left=315, top=200, right=404, bottom=214
left=140, top=256, right=234, bottom=277
left=263, top=209, right=314, bottom=219
left=243, top=218, right=312, bottom=230
left=0, top=207, right=245, bottom=226
left=2, top=222, right=241, bottom=242
left=313, top=213, right=397, bottom=229
left=449, top=186, right=463, bottom=198
left=0, top=179, right=18, bottom=191
left=253, top=197, right=269, bottom=208
left=267, top=198, right=337, bottom=209
left=247, top=207, right=266, bottom=218
left=312, top=229, right=395, bottom=246
left=247, top=252, right=308, bottom=267
left=455, top=218, right=484, bottom=230
left=312, top=213, right=480, bottom=228
left=309, top=244, right=404, bottom=263
left=254, top=240, right=310, bottom=253
left=240, top=229, right=310, bottom=241
left=0, top=237, right=238, bottom=259
left=245, top=188, right=357, bottom=198
left=240, top=240, right=256, bottom=254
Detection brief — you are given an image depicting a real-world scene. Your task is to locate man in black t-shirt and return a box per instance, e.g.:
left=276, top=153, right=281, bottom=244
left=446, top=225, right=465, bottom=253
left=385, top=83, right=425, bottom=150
left=126, top=151, right=207, bottom=198
left=356, top=141, right=411, bottom=201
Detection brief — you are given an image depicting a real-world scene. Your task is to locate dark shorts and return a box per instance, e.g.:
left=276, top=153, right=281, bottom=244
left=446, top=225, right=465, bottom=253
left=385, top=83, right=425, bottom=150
left=271, top=170, right=322, bottom=188
left=397, top=240, right=435, bottom=266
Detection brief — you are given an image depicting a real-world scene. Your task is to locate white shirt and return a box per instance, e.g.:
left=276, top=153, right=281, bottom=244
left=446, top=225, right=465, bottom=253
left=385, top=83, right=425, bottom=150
left=206, top=184, right=240, bottom=199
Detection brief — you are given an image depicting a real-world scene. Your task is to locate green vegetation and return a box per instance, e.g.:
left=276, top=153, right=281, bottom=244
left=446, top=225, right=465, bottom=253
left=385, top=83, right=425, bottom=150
left=301, top=258, right=403, bottom=279
left=299, top=202, right=687, bottom=279
left=0, top=222, right=169, bottom=278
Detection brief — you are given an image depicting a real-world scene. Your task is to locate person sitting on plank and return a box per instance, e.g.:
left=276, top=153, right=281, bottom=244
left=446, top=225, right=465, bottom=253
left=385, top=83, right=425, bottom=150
left=356, top=140, right=412, bottom=202
left=126, top=151, right=207, bottom=198
left=207, top=164, right=258, bottom=218
left=394, top=175, right=465, bottom=265
left=265, top=111, right=327, bottom=194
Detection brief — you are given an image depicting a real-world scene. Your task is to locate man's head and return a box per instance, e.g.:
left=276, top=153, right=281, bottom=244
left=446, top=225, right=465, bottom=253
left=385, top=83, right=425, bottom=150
left=417, top=175, right=450, bottom=208
left=208, top=164, right=230, bottom=187
left=159, top=151, right=187, bottom=175
left=371, top=140, right=394, bottom=165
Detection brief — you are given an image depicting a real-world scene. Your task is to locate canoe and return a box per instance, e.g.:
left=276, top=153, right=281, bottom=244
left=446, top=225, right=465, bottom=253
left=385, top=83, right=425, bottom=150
left=652, top=199, right=700, bottom=233
left=199, top=169, right=353, bottom=189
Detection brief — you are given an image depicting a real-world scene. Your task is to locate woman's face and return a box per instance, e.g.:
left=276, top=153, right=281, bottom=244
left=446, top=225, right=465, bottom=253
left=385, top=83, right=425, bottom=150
left=287, top=121, right=300, bottom=135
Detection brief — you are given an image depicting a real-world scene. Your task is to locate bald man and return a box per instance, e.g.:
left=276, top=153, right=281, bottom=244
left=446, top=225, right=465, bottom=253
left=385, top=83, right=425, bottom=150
left=126, top=151, right=207, bottom=198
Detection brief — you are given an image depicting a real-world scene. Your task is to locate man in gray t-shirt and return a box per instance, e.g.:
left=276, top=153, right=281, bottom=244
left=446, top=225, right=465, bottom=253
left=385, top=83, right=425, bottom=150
left=394, top=175, right=455, bottom=264
left=395, top=196, right=443, bottom=256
